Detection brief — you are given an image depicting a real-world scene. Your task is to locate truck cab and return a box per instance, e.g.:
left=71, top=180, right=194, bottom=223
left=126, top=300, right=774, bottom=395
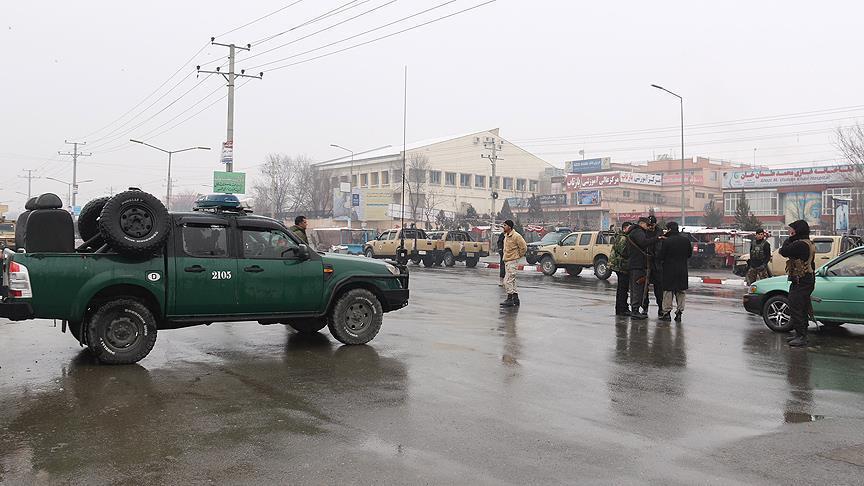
left=536, top=231, right=614, bottom=279
left=364, top=228, right=436, bottom=266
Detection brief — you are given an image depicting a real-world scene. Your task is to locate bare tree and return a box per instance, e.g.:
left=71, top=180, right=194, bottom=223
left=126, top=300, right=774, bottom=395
left=170, top=189, right=202, bottom=212
left=252, top=154, right=298, bottom=218
left=394, top=152, right=431, bottom=222
left=836, top=125, right=864, bottom=225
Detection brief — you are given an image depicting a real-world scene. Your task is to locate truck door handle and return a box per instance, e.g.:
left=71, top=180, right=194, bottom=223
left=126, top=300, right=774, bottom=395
left=184, top=265, right=205, bottom=273
left=244, top=265, right=264, bottom=273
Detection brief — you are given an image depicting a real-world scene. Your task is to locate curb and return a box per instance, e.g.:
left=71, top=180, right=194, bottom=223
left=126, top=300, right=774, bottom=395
left=476, top=262, right=745, bottom=286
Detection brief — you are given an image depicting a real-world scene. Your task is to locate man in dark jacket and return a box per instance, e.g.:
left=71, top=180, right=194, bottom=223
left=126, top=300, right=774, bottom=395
left=627, top=217, right=659, bottom=319
left=779, top=220, right=816, bottom=347
left=289, top=215, right=309, bottom=245
left=746, top=229, right=772, bottom=285
left=658, top=222, right=692, bottom=322
left=643, top=216, right=665, bottom=316
left=610, top=222, right=634, bottom=316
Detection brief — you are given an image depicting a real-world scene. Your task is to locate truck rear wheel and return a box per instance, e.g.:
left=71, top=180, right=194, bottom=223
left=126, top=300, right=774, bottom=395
left=85, top=298, right=157, bottom=364
left=565, top=265, right=581, bottom=276
left=593, top=256, right=612, bottom=280
left=525, top=255, right=538, bottom=265
left=410, top=256, right=422, bottom=265
left=443, top=250, right=456, bottom=267
left=98, top=190, right=170, bottom=257
left=328, top=289, right=383, bottom=345
left=465, top=256, right=480, bottom=268
left=541, top=255, right=557, bottom=276
left=422, top=255, right=436, bottom=267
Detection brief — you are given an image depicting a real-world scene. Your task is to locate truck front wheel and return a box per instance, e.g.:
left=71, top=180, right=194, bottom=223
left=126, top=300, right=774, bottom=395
left=465, top=256, right=480, bottom=268
left=541, top=255, right=557, bottom=276
left=364, top=248, right=375, bottom=258
left=593, top=256, right=612, bottom=280
left=86, top=298, right=157, bottom=364
left=328, top=289, right=383, bottom=345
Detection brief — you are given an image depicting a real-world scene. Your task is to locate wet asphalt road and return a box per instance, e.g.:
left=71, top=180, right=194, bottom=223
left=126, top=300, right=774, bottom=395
left=2, top=268, right=864, bottom=485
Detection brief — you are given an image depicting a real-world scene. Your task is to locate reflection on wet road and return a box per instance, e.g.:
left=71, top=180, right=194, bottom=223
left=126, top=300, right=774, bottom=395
left=1, top=268, right=864, bottom=484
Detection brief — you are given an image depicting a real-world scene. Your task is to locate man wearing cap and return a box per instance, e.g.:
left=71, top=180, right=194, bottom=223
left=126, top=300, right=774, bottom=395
left=500, top=219, right=528, bottom=308
left=642, top=215, right=665, bottom=316
left=779, top=220, right=816, bottom=347
left=746, top=229, right=772, bottom=285
left=627, top=217, right=660, bottom=319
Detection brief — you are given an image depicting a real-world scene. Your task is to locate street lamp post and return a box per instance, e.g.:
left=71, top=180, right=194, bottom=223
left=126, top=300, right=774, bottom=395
left=130, top=140, right=211, bottom=210
left=46, top=177, right=94, bottom=209
left=330, top=144, right=355, bottom=229
left=651, top=84, right=686, bottom=224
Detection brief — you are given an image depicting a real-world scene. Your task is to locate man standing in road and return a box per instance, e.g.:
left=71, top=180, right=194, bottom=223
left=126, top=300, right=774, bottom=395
left=658, top=222, right=692, bottom=322
left=289, top=215, right=309, bottom=245
left=610, top=221, right=634, bottom=316
left=643, top=215, right=665, bottom=317
left=497, top=230, right=506, bottom=287
left=627, top=217, right=659, bottom=319
left=779, top=220, right=816, bottom=347
left=746, top=229, right=772, bottom=285
left=500, top=219, right=527, bottom=308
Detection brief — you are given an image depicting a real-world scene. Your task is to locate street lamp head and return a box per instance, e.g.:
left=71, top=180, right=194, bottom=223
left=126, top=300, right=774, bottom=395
left=130, top=139, right=143, bottom=144
left=650, top=84, right=663, bottom=89
left=197, top=147, right=211, bottom=150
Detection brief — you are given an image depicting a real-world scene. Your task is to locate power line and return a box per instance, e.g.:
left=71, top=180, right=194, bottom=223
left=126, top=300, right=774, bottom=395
left=246, top=0, right=461, bottom=71
left=252, top=0, right=366, bottom=45
left=241, top=0, right=399, bottom=64
left=214, top=0, right=306, bottom=40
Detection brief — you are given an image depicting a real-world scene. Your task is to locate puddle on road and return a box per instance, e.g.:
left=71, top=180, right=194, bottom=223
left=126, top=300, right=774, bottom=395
left=784, top=412, right=826, bottom=423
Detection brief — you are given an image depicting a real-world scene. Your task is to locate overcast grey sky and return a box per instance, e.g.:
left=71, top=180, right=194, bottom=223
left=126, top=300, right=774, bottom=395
left=3, top=0, right=863, bottom=214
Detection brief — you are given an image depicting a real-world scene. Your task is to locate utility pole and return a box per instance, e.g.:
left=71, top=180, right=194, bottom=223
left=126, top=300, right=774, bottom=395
left=197, top=38, right=263, bottom=173
left=18, top=169, right=42, bottom=199
left=58, top=140, right=92, bottom=209
left=481, top=137, right=503, bottom=228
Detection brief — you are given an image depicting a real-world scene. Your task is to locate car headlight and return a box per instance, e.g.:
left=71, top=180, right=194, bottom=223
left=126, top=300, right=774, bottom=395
left=385, top=263, right=401, bottom=276
left=748, top=285, right=758, bottom=294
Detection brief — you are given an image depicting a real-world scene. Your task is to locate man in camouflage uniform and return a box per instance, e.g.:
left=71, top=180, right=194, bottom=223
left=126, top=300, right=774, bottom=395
left=779, top=220, right=816, bottom=347
left=746, top=229, right=772, bottom=285
left=610, top=222, right=634, bottom=316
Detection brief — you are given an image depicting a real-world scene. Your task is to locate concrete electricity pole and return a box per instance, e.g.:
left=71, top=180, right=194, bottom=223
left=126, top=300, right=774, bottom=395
left=197, top=38, right=263, bottom=173
left=58, top=140, right=92, bottom=209
left=18, top=169, right=42, bottom=199
left=481, top=137, right=503, bottom=228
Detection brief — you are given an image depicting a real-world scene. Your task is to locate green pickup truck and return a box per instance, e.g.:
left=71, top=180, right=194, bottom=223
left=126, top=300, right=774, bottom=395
left=0, top=191, right=409, bottom=364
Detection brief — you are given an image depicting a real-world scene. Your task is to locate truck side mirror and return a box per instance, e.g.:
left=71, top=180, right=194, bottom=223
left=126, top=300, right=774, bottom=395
left=297, top=244, right=311, bottom=261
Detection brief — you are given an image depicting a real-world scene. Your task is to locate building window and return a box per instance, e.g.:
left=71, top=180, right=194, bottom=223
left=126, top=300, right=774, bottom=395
left=392, top=169, right=402, bottom=185
left=460, top=173, right=472, bottom=187
left=529, top=180, right=538, bottom=192
left=351, top=174, right=357, bottom=187
left=516, top=178, right=526, bottom=191
left=359, top=173, right=368, bottom=187
left=638, top=191, right=652, bottom=202
left=475, top=175, right=486, bottom=188
left=409, top=168, right=426, bottom=183
left=653, top=193, right=664, bottom=204
left=445, top=172, right=457, bottom=186
left=724, top=191, right=779, bottom=216
left=502, top=177, right=513, bottom=190
left=371, top=172, right=379, bottom=186
left=710, top=171, right=718, bottom=181
left=622, top=190, right=631, bottom=198
left=695, top=192, right=705, bottom=199
left=340, top=175, right=349, bottom=183
left=429, top=170, right=442, bottom=185
left=823, top=187, right=862, bottom=214
left=707, top=193, right=715, bottom=200
left=381, top=171, right=389, bottom=185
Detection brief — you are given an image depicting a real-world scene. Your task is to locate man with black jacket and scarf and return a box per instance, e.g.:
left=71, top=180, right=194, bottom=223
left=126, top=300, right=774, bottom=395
left=779, top=220, right=816, bottom=347
left=627, top=217, right=660, bottom=319
left=642, top=215, right=665, bottom=316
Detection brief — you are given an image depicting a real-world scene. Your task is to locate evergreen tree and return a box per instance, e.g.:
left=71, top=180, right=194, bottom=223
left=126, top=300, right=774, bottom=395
left=734, top=192, right=763, bottom=231
left=514, top=217, right=525, bottom=235
left=465, top=204, right=478, bottom=220
left=703, top=199, right=724, bottom=227
left=526, top=195, right=544, bottom=223
left=497, top=199, right=514, bottom=222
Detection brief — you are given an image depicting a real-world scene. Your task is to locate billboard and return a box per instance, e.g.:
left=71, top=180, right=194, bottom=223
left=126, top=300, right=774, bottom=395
left=662, top=172, right=704, bottom=186
left=567, top=158, right=610, bottom=174
left=361, top=188, right=393, bottom=221
left=505, top=197, right=530, bottom=208
left=724, top=165, right=856, bottom=189
left=537, top=194, right=567, bottom=206
left=834, top=198, right=851, bottom=233
left=213, top=171, right=246, bottom=194
left=577, top=190, right=601, bottom=206
left=619, top=172, right=663, bottom=186
left=783, top=192, right=822, bottom=226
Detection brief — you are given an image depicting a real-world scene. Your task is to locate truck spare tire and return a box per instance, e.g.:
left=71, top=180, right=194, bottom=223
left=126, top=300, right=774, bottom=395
left=77, top=196, right=112, bottom=243
left=98, top=189, right=170, bottom=257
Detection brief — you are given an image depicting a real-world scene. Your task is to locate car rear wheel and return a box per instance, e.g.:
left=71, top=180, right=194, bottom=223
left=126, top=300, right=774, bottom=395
left=541, top=255, right=557, bottom=276
left=328, top=289, right=383, bottom=345
left=525, top=255, right=538, bottom=265
left=422, top=255, right=436, bottom=267
left=465, top=256, right=480, bottom=268
left=593, top=256, right=612, bottom=280
left=762, top=295, right=793, bottom=333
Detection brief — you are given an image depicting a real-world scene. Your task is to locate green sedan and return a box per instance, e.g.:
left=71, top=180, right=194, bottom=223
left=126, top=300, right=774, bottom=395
left=743, top=245, right=864, bottom=332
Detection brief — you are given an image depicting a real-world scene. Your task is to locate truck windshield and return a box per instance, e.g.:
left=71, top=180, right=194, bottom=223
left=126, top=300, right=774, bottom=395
left=540, top=232, right=562, bottom=244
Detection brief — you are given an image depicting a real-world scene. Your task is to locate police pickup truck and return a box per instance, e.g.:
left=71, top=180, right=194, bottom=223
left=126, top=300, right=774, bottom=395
left=0, top=190, right=409, bottom=364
